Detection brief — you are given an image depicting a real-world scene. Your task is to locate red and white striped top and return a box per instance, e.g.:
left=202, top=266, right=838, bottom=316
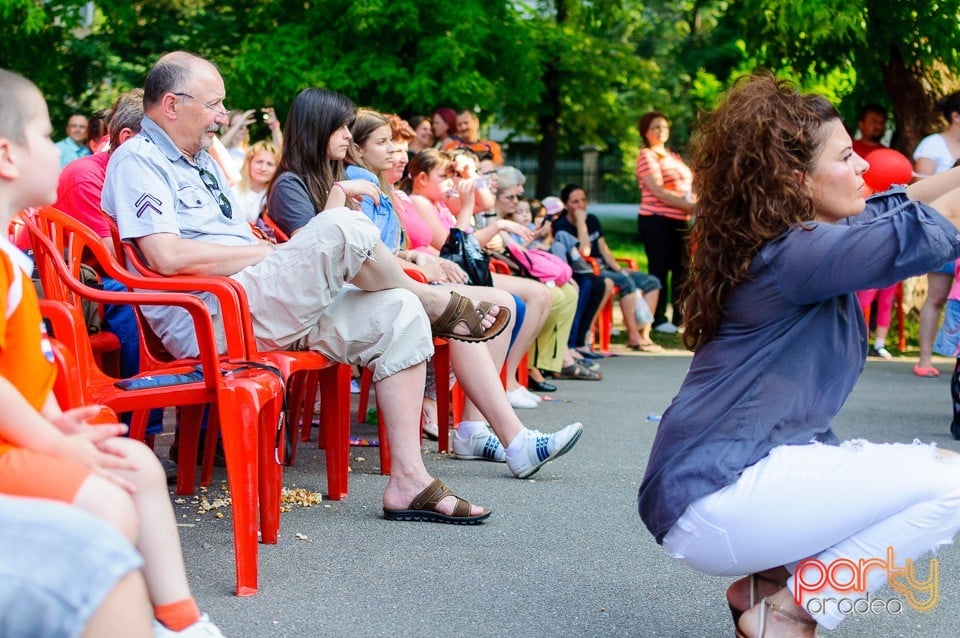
left=635, top=148, right=694, bottom=222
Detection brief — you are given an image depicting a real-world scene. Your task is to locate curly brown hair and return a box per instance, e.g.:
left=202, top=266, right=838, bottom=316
left=682, top=72, right=841, bottom=350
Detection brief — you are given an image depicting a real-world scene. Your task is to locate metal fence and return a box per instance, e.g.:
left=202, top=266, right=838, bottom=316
left=507, top=154, right=635, bottom=203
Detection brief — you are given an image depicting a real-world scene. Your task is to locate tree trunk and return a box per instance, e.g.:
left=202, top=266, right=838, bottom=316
left=535, top=0, right=566, bottom=199
left=882, top=46, right=943, bottom=156
left=536, top=60, right=561, bottom=199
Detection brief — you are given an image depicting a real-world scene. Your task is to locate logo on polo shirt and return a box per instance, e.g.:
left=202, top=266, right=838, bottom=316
left=136, top=193, right=163, bottom=217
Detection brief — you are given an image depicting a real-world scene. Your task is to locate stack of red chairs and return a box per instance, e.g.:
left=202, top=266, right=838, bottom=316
left=25, top=207, right=285, bottom=596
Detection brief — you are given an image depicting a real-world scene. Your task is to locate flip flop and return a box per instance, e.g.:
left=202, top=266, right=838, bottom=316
left=914, top=365, right=940, bottom=378
left=431, top=291, right=511, bottom=343
left=383, top=478, right=491, bottom=525
left=629, top=342, right=664, bottom=353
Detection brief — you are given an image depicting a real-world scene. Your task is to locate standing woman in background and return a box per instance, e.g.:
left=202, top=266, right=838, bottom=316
left=913, top=91, right=960, bottom=378
left=635, top=111, right=695, bottom=334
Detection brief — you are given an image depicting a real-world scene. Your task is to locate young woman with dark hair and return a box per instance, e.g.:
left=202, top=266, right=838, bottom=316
left=272, top=97, right=582, bottom=481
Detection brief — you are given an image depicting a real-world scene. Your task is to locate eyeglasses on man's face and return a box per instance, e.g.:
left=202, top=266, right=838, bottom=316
left=173, top=92, right=229, bottom=119
left=197, top=166, right=233, bottom=219
left=500, top=193, right=521, bottom=201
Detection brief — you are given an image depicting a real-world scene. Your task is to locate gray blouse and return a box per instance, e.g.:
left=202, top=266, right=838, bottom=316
left=639, top=187, right=960, bottom=543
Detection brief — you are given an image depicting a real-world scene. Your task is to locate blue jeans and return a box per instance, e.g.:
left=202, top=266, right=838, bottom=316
left=0, top=497, right=142, bottom=638
left=100, top=277, right=164, bottom=435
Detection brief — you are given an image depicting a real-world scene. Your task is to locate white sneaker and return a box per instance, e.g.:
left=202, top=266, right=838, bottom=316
left=506, top=388, right=538, bottom=409
left=507, top=423, right=583, bottom=479
left=519, top=386, right=542, bottom=404
left=452, top=426, right=506, bottom=462
left=871, top=346, right=893, bottom=360
left=153, top=615, right=226, bottom=637
left=350, top=379, right=361, bottom=394
left=653, top=322, right=679, bottom=334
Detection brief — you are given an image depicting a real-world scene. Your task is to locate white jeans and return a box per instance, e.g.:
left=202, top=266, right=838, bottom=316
left=662, top=440, right=960, bottom=629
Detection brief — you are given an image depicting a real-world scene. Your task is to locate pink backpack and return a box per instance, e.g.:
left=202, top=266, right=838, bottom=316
left=504, top=243, right=573, bottom=286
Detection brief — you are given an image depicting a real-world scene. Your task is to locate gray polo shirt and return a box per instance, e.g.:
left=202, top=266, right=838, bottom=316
left=101, top=116, right=253, bottom=358
left=638, top=187, right=960, bottom=543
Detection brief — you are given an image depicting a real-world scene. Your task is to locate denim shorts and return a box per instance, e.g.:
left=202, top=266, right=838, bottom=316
left=935, top=298, right=960, bottom=357
left=0, top=497, right=143, bottom=638
left=601, top=268, right=661, bottom=296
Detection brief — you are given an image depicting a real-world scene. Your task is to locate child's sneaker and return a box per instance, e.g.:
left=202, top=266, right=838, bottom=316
left=507, top=423, right=584, bottom=479
left=452, top=426, right=506, bottom=462
left=153, top=614, right=226, bottom=637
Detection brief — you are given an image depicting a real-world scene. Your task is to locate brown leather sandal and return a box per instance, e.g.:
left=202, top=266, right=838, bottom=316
left=727, top=568, right=789, bottom=627
left=382, top=478, right=491, bottom=525
left=430, top=291, right=511, bottom=343
left=735, top=597, right=817, bottom=638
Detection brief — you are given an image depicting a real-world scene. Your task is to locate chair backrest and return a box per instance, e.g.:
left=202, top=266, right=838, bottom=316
left=7, top=210, right=29, bottom=245
left=23, top=207, right=226, bottom=389
left=100, top=212, right=125, bottom=259
left=102, top=209, right=264, bottom=362
left=63, top=207, right=263, bottom=361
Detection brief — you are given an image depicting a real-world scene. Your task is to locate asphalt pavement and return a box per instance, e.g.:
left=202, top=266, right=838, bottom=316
left=171, top=349, right=960, bottom=638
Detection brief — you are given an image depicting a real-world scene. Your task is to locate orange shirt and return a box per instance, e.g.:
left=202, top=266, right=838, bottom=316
left=0, top=238, right=56, bottom=454
left=443, top=138, right=504, bottom=166
left=635, top=148, right=694, bottom=222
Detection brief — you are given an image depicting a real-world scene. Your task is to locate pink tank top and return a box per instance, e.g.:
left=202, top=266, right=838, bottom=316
left=394, top=190, right=437, bottom=253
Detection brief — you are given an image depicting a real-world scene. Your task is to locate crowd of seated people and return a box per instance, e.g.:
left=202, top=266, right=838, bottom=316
left=3, top=51, right=664, bottom=633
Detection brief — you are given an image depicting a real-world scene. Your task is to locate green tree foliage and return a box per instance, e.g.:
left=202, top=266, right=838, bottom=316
left=4, top=0, right=960, bottom=200
left=725, top=0, right=960, bottom=153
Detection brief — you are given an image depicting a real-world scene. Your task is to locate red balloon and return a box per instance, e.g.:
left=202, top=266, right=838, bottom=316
left=863, top=148, right=913, bottom=192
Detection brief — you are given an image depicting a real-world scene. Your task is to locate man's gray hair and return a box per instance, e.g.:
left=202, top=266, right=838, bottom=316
left=143, top=51, right=207, bottom=109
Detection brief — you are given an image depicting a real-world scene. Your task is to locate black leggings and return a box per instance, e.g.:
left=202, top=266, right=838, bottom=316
left=637, top=214, right=689, bottom=326
left=952, top=359, right=960, bottom=428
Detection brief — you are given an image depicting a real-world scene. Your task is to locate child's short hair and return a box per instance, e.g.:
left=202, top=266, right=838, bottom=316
left=0, top=69, right=40, bottom=145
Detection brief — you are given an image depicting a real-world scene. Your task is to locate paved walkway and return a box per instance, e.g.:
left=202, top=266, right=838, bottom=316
left=173, top=349, right=960, bottom=637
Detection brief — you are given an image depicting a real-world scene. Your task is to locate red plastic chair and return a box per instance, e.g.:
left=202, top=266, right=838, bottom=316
left=257, top=211, right=290, bottom=243
left=100, top=213, right=351, bottom=502
left=10, top=209, right=122, bottom=375
left=590, top=257, right=639, bottom=353
left=28, top=242, right=283, bottom=599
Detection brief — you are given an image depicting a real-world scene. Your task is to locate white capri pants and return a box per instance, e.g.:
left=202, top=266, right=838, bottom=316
left=234, top=208, right=434, bottom=381
left=662, top=440, right=960, bottom=630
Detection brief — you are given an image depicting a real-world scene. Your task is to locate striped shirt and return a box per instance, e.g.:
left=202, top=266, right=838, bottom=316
left=635, top=148, right=694, bottom=222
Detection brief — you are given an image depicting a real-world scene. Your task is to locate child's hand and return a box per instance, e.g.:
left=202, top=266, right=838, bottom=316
left=498, top=219, right=534, bottom=241
left=51, top=429, right=138, bottom=492
left=455, top=177, right=476, bottom=198
left=51, top=405, right=121, bottom=434
left=534, top=224, right=552, bottom=239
